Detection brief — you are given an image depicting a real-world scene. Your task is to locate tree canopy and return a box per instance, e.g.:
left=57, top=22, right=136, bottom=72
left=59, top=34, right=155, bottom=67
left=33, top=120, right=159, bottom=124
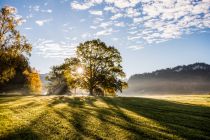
left=47, top=39, right=127, bottom=96
left=76, top=39, right=127, bottom=96
left=46, top=57, right=81, bottom=95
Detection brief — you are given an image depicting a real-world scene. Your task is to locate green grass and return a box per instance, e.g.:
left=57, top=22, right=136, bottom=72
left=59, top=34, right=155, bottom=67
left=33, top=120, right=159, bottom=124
left=0, top=95, right=210, bottom=140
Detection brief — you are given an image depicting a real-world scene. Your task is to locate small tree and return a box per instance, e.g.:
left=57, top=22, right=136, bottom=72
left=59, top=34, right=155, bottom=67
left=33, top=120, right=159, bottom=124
left=23, top=69, right=42, bottom=94
left=46, top=57, right=81, bottom=95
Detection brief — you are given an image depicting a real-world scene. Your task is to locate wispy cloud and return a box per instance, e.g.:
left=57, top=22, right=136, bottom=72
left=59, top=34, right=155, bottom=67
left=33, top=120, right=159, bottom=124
left=41, top=9, right=52, bottom=13
left=110, top=13, right=123, bottom=20
left=115, top=22, right=125, bottom=27
left=71, top=0, right=102, bottom=10
left=29, top=5, right=52, bottom=13
left=71, top=0, right=210, bottom=50
left=35, top=19, right=52, bottom=26
left=89, top=10, right=103, bottom=16
left=25, top=27, right=32, bottom=30
left=34, top=39, right=77, bottom=58
left=128, top=45, right=144, bottom=50
left=96, top=28, right=114, bottom=36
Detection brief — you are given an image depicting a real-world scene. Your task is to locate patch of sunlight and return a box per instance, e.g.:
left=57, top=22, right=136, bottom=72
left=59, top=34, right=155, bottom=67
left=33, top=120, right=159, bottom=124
left=94, top=99, right=110, bottom=108
left=119, top=108, right=184, bottom=139
left=53, top=103, right=69, bottom=109
left=146, top=95, right=210, bottom=107
left=0, top=103, right=47, bottom=137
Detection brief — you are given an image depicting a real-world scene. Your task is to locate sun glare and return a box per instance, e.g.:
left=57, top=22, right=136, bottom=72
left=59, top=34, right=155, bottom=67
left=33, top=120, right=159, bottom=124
left=77, top=67, right=84, bottom=74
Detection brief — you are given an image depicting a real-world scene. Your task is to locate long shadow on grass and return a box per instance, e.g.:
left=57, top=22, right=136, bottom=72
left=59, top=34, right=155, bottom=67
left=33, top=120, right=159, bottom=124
left=0, top=95, right=25, bottom=104
left=0, top=104, right=45, bottom=140
left=48, top=96, right=97, bottom=107
left=49, top=97, right=171, bottom=139
left=50, top=96, right=104, bottom=139
left=101, top=97, right=210, bottom=140
left=48, top=96, right=210, bottom=139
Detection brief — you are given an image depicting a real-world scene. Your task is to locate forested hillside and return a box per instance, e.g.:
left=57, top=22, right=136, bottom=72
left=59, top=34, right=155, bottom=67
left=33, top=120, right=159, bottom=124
left=126, top=63, right=210, bottom=95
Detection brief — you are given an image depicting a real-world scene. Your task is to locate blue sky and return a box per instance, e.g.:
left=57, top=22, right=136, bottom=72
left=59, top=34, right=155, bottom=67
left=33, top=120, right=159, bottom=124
left=0, top=0, right=210, bottom=78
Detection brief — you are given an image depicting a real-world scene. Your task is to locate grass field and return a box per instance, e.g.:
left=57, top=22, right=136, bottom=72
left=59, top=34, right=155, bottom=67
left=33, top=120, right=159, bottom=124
left=0, top=95, right=210, bottom=140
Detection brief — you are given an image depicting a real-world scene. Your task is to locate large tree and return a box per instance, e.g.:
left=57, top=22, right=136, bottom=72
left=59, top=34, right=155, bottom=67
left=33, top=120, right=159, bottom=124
left=76, top=39, right=127, bottom=96
left=0, top=6, right=32, bottom=83
left=0, top=6, right=41, bottom=94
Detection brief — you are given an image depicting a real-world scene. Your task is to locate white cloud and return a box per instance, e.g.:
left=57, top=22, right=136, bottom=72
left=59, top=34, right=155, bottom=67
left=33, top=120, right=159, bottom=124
left=90, top=26, right=98, bottom=29
left=25, top=27, right=32, bottom=30
left=105, top=0, right=138, bottom=9
left=34, top=39, right=77, bottom=58
left=115, top=22, right=125, bottom=27
left=128, top=35, right=142, bottom=40
left=128, top=45, right=144, bottom=50
left=133, top=17, right=143, bottom=24
left=110, top=13, right=123, bottom=20
left=41, top=9, right=52, bottom=13
left=71, top=0, right=102, bottom=10
left=99, top=21, right=113, bottom=28
left=71, top=0, right=210, bottom=49
left=104, top=6, right=119, bottom=13
left=126, top=8, right=140, bottom=18
left=35, top=19, right=52, bottom=26
left=93, top=17, right=104, bottom=24
left=96, top=28, right=114, bottom=36
left=81, top=33, right=92, bottom=38
left=89, top=10, right=103, bottom=16
left=71, top=1, right=92, bottom=10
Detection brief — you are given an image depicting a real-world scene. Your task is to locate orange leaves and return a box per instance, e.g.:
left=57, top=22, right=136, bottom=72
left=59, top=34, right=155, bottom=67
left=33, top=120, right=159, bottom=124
left=23, top=69, right=42, bottom=94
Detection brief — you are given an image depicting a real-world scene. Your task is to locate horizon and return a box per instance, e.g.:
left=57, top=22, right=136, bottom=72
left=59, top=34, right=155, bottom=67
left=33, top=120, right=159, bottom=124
left=1, top=0, right=210, bottom=78
left=40, top=62, right=210, bottom=78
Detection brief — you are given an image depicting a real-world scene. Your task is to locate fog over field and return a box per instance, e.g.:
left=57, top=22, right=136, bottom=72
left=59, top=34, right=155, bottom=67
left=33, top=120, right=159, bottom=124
left=122, top=63, right=210, bottom=96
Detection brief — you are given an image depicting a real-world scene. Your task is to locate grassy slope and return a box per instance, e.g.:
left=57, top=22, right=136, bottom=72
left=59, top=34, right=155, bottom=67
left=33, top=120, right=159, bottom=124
left=0, top=95, right=210, bottom=140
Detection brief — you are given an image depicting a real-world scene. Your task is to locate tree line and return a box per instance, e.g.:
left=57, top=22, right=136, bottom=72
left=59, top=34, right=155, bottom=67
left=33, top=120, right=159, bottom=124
left=0, top=6, right=127, bottom=96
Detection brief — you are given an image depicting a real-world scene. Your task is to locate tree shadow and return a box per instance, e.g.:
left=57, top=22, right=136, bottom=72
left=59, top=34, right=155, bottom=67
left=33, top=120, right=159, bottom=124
left=0, top=95, right=25, bottom=104
left=2, top=127, right=41, bottom=140
left=47, top=96, right=210, bottom=139
left=3, top=96, right=209, bottom=139
left=48, top=96, right=97, bottom=108
left=50, top=97, right=103, bottom=139
left=0, top=107, right=45, bottom=140
left=100, top=97, right=210, bottom=140
left=50, top=96, right=174, bottom=139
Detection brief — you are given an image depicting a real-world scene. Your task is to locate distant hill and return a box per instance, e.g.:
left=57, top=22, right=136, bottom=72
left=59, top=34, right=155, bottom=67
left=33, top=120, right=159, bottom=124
left=124, top=63, right=210, bottom=95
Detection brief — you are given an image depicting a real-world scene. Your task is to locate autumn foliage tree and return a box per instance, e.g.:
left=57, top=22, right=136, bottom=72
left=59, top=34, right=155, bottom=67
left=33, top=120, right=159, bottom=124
left=0, top=6, right=41, bottom=94
left=0, top=6, right=31, bottom=83
left=23, top=69, right=42, bottom=94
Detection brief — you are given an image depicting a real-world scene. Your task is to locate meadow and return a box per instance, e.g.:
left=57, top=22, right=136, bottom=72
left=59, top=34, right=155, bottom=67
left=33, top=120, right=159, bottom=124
left=0, top=95, right=210, bottom=140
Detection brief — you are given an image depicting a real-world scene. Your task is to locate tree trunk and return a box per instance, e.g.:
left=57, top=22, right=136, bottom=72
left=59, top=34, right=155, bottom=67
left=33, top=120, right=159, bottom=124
left=89, top=87, right=93, bottom=96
